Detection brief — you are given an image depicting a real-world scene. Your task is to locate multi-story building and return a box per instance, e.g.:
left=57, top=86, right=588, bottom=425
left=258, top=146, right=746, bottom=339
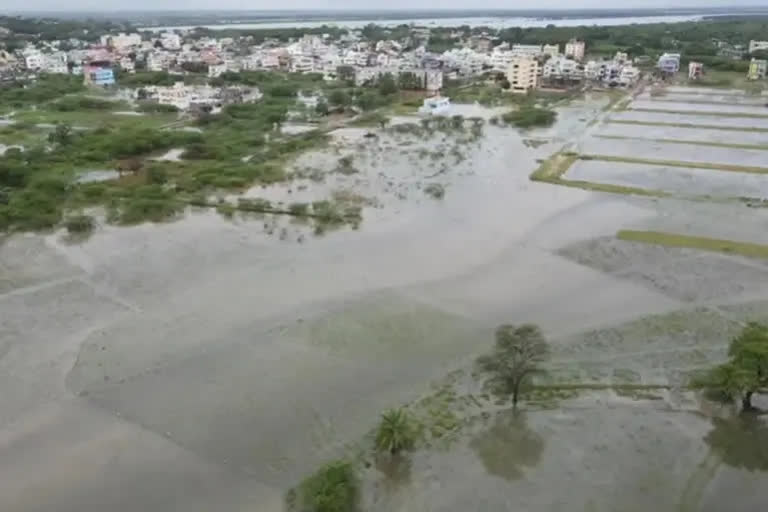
left=542, top=44, right=560, bottom=58
left=749, top=40, right=768, bottom=54
left=542, top=55, right=584, bottom=82
left=23, top=50, right=43, bottom=70
left=83, top=65, right=115, bottom=86
left=748, top=58, right=767, bottom=80
left=657, top=53, right=680, bottom=74
left=102, top=33, right=142, bottom=50
left=688, top=61, right=704, bottom=80
left=619, top=66, right=640, bottom=85
left=160, top=32, right=182, bottom=51
left=208, top=62, right=227, bottom=78
left=614, top=51, right=629, bottom=63
left=511, top=44, right=542, bottom=57
left=565, top=39, right=585, bottom=61
left=506, top=55, right=539, bottom=94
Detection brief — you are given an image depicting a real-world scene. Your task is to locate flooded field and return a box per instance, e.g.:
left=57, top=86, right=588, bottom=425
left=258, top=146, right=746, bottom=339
left=630, top=98, right=768, bottom=115
left=610, top=110, right=768, bottom=129
left=2, top=88, right=768, bottom=512
left=566, top=159, right=768, bottom=198
left=595, top=122, right=768, bottom=146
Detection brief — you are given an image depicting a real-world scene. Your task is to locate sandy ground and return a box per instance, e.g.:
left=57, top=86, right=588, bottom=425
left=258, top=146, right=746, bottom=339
left=2, top=89, right=768, bottom=511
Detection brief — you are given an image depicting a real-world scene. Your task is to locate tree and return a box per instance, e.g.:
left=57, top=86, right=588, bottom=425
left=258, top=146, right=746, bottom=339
left=478, top=324, right=550, bottom=407
left=48, top=123, right=73, bottom=145
left=374, top=408, right=417, bottom=455
left=328, top=89, right=351, bottom=108
left=315, top=100, right=329, bottom=116
left=336, top=65, right=356, bottom=84
left=702, top=322, right=768, bottom=410
left=377, top=73, right=398, bottom=96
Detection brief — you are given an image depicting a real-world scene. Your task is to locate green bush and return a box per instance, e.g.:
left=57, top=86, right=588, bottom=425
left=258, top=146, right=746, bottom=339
left=287, top=460, right=359, bottom=512
left=64, top=214, right=95, bottom=234
left=501, top=107, right=557, bottom=128
left=136, top=101, right=180, bottom=113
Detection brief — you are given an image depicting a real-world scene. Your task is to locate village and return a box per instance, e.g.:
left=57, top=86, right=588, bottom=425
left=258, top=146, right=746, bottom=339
left=6, top=24, right=768, bottom=113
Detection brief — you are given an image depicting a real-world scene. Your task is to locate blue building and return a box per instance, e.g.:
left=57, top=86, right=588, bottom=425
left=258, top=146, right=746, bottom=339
left=85, top=65, right=115, bottom=87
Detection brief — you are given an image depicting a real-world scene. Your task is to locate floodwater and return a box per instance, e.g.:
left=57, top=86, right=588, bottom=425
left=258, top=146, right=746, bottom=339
left=566, top=158, right=768, bottom=199
left=3, top=88, right=768, bottom=512
left=610, top=110, right=768, bottom=129
left=595, top=122, right=768, bottom=146
left=631, top=99, right=768, bottom=116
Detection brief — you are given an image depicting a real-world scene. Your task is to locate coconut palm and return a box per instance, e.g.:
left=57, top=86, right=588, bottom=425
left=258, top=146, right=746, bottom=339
left=375, top=408, right=416, bottom=455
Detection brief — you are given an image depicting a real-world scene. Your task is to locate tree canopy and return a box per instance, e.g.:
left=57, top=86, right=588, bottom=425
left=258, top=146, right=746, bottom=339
left=478, top=324, right=550, bottom=406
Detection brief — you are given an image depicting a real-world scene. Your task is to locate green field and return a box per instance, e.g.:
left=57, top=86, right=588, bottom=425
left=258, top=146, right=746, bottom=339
left=617, top=230, right=768, bottom=259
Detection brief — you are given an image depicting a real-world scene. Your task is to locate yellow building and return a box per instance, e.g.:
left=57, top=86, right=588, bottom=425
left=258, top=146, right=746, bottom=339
left=506, top=56, right=540, bottom=94
left=748, top=58, right=767, bottom=80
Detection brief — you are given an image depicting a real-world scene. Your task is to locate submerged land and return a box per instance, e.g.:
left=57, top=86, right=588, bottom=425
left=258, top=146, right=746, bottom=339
left=2, top=14, right=768, bottom=512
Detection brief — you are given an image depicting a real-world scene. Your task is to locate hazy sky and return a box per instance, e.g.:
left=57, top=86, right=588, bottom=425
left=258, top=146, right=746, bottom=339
left=3, top=0, right=768, bottom=12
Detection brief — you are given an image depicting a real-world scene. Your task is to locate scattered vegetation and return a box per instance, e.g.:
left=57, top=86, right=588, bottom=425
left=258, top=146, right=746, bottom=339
left=423, top=183, right=445, bottom=199
left=617, top=230, right=768, bottom=260
left=63, top=213, right=95, bottom=234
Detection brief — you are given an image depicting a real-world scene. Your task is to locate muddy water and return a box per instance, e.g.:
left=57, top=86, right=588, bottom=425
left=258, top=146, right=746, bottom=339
left=636, top=92, right=767, bottom=105
left=596, top=122, right=768, bottom=146
left=610, top=110, right=768, bottom=129
left=2, top=93, right=768, bottom=512
left=631, top=99, right=768, bottom=116
left=566, top=159, right=768, bottom=198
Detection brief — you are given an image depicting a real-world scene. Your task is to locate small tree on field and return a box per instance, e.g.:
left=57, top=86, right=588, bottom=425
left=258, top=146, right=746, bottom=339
left=374, top=408, right=417, bottom=455
left=699, top=322, right=768, bottom=410
left=48, top=123, right=73, bottom=145
left=478, top=324, right=550, bottom=407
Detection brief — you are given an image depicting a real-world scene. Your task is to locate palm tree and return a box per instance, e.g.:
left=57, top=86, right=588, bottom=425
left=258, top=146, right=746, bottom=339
left=375, top=408, right=416, bottom=455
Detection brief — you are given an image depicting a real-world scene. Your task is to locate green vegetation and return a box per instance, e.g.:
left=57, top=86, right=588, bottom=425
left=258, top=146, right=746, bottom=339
left=606, top=119, right=768, bottom=133
left=63, top=213, right=95, bottom=234
left=616, top=230, right=768, bottom=260
left=0, top=75, right=85, bottom=110
left=501, top=106, right=557, bottom=128
left=477, top=324, right=551, bottom=407
left=693, top=323, right=768, bottom=410
left=287, top=459, right=359, bottom=512
left=374, top=408, right=418, bottom=455
left=423, top=183, right=445, bottom=199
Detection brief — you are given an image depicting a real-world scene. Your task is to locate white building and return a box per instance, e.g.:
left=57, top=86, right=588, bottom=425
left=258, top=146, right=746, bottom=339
left=290, top=54, right=316, bottom=73
left=147, top=51, right=172, bottom=72
left=208, top=62, right=228, bottom=78
left=23, top=50, right=43, bottom=70
left=507, top=56, right=539, bottom=94
left=103, top=32, right=142, bottom=50
left=688, top=61, right=703, bottom=80
left=542, top=55, right=584, bottom=82
left=749, top=40, right=768, bottom=54
left=619, top=66, right=640, bottom=85
left=511, top=44, right=543, bottom=57
left=160, top=32, right=182, bottom=51
left=542, top=44, right=560, bottom=58
left=565, top=39, right=586, bottom=61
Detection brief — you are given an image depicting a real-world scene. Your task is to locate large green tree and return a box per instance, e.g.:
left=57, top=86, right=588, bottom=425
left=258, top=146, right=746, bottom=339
left=478, top=324, right=550, bottom=407
left=703, top=322, right=768, bottom=410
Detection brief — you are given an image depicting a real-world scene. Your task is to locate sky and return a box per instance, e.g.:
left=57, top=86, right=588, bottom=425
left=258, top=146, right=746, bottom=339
left=2, top=0, right=767, bottom=12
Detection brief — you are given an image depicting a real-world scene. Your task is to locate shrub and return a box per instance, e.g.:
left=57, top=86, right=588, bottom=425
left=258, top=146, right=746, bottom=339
left=287, top=460, right=359, bottom=512
left=501, top=107, right=557, bottom=128
left=375, top=408, right=418, bottom=454
left=424, top=183, right=445, bottom=199
left=64, top=214, right=95, bottom=234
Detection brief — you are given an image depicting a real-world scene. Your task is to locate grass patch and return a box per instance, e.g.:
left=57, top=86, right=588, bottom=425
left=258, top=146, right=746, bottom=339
left=617, top=230, right=768, bottom=260
left=582, top=154, right=768, bottom=175
left=594, top=134, right=768, bottom=151
left=13, top=109, right=179, bottom=129
left=605, top=119, right=768, bottom=133
left=629, top=107, right=768, bottom=119
left=286, top=459, right=359, bottom=512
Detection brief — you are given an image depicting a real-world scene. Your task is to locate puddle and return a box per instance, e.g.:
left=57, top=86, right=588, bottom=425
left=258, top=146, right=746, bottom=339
left=151, top=148, right=184, bottom=161
left=74, top=169, right=120, bottom=184
left=469, top=409, right=544, bottom=481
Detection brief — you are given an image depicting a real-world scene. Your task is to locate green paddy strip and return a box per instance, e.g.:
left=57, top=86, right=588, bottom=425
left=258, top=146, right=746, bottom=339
left=617, top=230, right=768, bottom=259
left=581, top=154, right=768, bottom=175
left=629, top=107, right=768, bottom=119
left=594, top=134, right=768, bottom=151
left=605, top=119, right=768, bottom=133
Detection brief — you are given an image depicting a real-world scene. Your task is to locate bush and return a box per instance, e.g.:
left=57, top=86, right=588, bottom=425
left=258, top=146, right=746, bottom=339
left=287, top=460, right=359, bottom=512
left=424, top=183, right=445, bottom=199
left=136, top=101, right=180, bottom=113
left=501, top=107, right=557, bottom=128
left=64, top=214, right=95, bottom=234
left=52, top=96, right=116, bottom=111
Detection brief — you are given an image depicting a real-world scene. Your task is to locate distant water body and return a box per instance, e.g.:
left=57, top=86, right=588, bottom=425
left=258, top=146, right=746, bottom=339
left=140, top=14, right=706, bottom=32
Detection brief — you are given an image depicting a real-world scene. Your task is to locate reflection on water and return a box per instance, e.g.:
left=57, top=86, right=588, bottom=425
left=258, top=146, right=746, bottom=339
left=705, top=414, right=768, bottom=472
left=375, top=453, right=412, bottom=490
left=469, top=409, right=544, bottom=480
